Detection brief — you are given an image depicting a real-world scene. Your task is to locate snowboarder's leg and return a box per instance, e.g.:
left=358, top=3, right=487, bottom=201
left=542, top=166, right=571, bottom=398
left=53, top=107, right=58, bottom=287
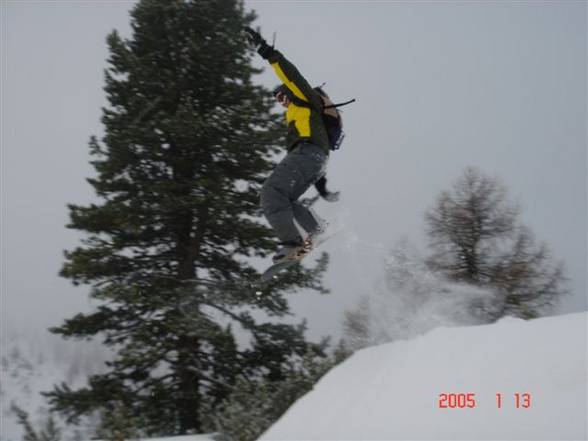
left=260, top=143, right=327, bottom=260
left=292, top=201, right=320, bottom=235
left=260, top=162, right=305, bottom=244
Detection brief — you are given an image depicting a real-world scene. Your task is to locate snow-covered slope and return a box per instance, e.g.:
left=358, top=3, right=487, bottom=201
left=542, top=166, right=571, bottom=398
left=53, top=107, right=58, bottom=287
left=260, top=312, right=587, bottom=441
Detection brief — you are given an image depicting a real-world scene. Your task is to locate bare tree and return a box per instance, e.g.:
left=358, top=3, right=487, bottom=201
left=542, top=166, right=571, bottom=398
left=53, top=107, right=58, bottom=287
left=425, top=167, right=566, bottom=320
left=342, top=296, right=371, bottom=352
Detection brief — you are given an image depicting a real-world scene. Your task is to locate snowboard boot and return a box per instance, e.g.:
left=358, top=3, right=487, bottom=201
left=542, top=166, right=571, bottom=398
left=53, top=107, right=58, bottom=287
left=273, top=238, right=313, bottom=263
left=308, top=221, right=330, bottom=246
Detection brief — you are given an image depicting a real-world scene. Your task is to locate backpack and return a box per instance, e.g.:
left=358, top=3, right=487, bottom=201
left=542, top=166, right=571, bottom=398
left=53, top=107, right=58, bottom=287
left=290, top=86, right=355, bottom=151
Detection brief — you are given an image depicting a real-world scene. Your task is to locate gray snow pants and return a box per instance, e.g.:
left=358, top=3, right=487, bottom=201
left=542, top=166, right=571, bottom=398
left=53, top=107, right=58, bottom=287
left=260, top=142, right=327, bottom=243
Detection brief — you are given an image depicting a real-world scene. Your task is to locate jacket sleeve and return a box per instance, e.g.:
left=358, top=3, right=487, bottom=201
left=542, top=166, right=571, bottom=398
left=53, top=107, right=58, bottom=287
left=265, top=49, right=322, bottom=109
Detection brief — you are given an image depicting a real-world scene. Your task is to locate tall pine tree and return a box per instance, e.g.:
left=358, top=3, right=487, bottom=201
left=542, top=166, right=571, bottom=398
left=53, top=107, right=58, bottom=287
left=46, top=0, right=328, bottom=435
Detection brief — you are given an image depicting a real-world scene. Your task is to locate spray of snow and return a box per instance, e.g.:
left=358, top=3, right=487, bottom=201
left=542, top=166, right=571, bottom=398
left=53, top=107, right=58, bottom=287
left=343, top=239, right=501, bottom=350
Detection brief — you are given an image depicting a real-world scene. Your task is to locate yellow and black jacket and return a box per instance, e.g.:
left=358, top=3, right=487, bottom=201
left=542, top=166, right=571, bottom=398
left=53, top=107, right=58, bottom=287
left=265, top=50, right=331, bottom=154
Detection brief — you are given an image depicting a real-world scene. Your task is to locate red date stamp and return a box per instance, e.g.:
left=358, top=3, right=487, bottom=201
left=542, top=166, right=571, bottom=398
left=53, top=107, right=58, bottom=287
left=438, top=393, right=532, bottom=409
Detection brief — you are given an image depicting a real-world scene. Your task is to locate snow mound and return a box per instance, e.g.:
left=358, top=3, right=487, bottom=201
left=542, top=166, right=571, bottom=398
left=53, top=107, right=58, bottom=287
left=260, top=312, right=587, bottom=441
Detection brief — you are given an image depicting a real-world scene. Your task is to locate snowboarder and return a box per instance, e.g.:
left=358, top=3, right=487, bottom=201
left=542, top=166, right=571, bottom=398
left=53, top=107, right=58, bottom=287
left=245, top=27, right=341, bottom=263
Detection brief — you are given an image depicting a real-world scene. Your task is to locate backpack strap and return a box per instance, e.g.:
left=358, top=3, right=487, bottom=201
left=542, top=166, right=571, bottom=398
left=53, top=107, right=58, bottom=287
left=324, top=98, right=356, bottom=109
left=291, top=96, right=356, bottom=111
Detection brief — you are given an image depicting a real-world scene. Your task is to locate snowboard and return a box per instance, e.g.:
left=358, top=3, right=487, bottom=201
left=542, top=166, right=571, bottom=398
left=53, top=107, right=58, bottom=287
left=255, top=192, right=339, bottom=288
left=257, top=228, right=336, bottom=286
left=258, top=246, right=311, bottom=284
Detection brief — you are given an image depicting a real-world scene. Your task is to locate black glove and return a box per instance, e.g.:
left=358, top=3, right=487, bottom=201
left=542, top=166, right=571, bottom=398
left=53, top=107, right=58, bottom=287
left=323, top=191, right=340, bottom=202
left=315, top=176, right=340, bottom=203
left=244, top=27, right=273, bottom=59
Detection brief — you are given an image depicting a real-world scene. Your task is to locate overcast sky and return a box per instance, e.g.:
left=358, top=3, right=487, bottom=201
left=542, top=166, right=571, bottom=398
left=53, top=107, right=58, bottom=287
left=3, top=1, right=586, bottom=342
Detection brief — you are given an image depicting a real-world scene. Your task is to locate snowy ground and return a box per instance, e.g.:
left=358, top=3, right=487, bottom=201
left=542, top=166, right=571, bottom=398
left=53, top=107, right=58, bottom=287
left=3, top=310, right=585, bottom=441
left=260, top=312, right=588, bottom=441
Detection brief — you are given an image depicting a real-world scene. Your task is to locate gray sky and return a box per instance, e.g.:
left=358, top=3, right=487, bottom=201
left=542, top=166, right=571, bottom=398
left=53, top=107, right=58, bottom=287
left=3, top=1, right=586, bottom=342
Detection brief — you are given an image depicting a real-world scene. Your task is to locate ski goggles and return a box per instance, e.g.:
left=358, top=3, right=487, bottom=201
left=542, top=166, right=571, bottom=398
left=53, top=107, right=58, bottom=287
left=273, top=85, right=290, bottom=104
left=275, top=91, right=288, bottom=104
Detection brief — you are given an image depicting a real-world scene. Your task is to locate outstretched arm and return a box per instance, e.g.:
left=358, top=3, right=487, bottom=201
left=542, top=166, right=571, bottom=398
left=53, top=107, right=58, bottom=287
left=245, top=27, right=322, bottom=109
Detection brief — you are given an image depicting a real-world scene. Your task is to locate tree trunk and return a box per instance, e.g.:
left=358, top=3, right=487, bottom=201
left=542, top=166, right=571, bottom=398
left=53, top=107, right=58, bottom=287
left=176, top=345, right=201, bottom=434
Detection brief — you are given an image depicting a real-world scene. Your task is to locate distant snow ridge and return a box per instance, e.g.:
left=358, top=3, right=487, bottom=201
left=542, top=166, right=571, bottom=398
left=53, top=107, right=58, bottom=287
left=260, top=312, right=588, bottom=441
